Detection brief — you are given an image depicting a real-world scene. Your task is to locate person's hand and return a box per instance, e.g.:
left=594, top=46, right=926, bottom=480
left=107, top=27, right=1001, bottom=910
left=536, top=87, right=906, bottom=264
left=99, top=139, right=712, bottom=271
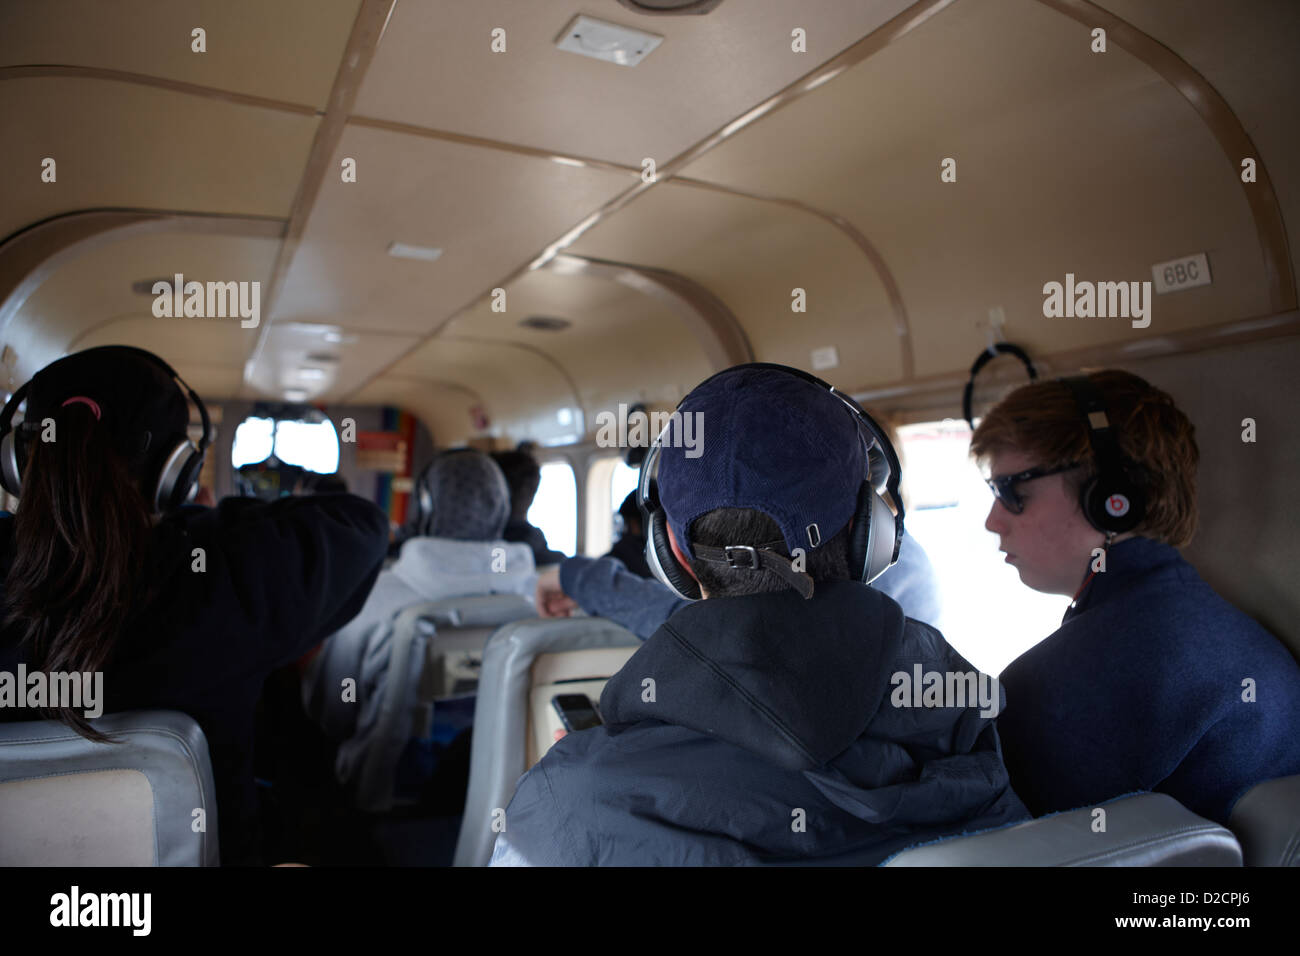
left=536, top=564, right=577, bottom=618
left=553, top=728, right=567, bottom=743
left=194, top=486, right=216, bottom=507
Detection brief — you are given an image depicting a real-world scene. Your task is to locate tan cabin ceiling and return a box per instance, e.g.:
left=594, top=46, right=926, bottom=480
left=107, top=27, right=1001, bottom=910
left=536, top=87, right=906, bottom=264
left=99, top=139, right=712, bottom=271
left=1, top=0, right=1296, bottom=444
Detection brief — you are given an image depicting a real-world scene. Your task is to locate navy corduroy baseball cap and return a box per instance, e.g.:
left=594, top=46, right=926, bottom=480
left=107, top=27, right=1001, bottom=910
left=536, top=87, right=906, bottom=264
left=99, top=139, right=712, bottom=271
left=657, top=367, right=865, bottom=561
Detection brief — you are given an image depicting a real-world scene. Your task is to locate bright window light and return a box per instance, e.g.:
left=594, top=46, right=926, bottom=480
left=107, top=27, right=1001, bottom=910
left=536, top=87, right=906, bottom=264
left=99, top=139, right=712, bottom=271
left=231, top=417, right=275, bottom=468
left=273, top=419, right=340, bottom=474
left=528, top=461, right=576, bottom=557
left=897, top=420, right=1069, bottom=676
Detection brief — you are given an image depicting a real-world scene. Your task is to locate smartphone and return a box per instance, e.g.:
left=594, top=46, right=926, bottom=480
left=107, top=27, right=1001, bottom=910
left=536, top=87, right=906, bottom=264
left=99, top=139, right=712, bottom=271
left=552, top=693, right=603, bottom=732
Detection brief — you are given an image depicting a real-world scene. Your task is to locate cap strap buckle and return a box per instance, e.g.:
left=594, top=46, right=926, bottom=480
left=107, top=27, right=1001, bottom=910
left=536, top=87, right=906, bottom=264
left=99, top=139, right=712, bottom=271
left=723, top=545, right=760, bottom=569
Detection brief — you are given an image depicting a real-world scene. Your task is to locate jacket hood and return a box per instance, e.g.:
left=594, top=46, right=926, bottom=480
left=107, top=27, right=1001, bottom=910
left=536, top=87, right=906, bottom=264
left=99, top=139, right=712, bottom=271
left=600, top=580, right=905, bottom=771
left=390, top=536, right=536, bottom=601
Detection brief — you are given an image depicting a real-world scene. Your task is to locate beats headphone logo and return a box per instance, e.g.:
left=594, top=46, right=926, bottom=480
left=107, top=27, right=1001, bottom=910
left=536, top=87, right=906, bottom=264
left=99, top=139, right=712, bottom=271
left=1104, top=494, right=1130, bottom=517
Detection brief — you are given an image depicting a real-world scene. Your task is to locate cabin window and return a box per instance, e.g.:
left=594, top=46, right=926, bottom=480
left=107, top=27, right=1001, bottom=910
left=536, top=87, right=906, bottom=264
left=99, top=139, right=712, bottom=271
left=529, top=460, right=577, bottom=557
left=897, top=420, right=1069, bottom=676
left=231, top=416, right=275, bottom=468
left=273, top=418, right=340, bottom=474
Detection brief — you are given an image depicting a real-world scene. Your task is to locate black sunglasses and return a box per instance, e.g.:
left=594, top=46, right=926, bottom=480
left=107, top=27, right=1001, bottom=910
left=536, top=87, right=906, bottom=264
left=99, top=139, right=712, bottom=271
left=986, top=462, right=1081, bottom=514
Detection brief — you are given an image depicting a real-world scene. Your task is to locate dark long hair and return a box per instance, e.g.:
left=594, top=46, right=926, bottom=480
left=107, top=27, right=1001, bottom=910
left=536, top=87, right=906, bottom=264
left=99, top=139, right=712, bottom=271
left=4, top=402, right=155, bottom=741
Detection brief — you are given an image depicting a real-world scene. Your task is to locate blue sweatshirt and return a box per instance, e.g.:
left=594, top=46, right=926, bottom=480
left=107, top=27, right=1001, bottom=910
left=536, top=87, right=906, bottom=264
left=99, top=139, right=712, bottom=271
left=997, top=536, right=1300, bottom=824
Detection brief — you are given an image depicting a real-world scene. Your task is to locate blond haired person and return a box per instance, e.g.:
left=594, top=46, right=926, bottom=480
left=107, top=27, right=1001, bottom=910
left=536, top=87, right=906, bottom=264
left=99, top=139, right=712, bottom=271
left=972, top=370, right=1300, bottom=824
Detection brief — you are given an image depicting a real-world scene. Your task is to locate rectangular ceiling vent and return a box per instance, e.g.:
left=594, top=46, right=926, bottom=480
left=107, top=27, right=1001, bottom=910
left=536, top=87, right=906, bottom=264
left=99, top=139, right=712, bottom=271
left=555, top=15, right=662, bottom=67
left=387, top=242, right=443, bottom=261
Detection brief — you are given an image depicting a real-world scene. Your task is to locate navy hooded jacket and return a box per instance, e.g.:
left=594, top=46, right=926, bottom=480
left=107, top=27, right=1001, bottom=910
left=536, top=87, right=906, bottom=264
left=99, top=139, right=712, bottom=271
left=0, top=494, right=390, bottom=865
left=491, top=581, right=1027, bottom=865
left=998, top=536, right=1300, bottom=824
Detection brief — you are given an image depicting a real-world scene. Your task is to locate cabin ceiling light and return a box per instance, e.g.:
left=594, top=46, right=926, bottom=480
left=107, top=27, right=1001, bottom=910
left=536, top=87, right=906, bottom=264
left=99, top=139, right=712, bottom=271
left=555, top=15, right=662, bottom=67
left=284, top=388, right=308, bottom=402
left=297, top=367, right=327, bottom=381
left=387, top=241, right=443, bottom=262
left=322, top=329, right=359, bottom=345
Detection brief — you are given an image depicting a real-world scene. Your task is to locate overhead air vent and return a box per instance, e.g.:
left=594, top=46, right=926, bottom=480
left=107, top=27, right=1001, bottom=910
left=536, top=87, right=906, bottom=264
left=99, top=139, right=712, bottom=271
left=616, top=0, right=725, bottom=14
left=555, top=15, right=662, bottom=67
left=132, top=277, right=173, bottom=295
left=520, top=316, right=572, bottom=332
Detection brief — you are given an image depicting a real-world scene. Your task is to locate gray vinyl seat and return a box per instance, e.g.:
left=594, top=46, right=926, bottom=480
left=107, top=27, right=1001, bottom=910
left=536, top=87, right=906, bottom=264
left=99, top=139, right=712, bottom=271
left=884, top=792, right=1242, bottom=866
left=1228, top=774, right=1300, bottom=866
left=0, top=709, right=219, bottom=866
left=308, top=593, right=536, bottom=813
left=417, top=594, right=537, bottom=698
left=454, top=616, right=640, bottom=867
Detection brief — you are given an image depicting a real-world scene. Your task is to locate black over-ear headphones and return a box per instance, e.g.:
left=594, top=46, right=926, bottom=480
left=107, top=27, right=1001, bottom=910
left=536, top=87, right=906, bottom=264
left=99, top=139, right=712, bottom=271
left=1059, top=375, right=1146, bottom=535
left=637, top=363, right=905, bottom=600
left=0, top=345, right=211, bottom=514
left=963, top=343, right=1038, bottom=430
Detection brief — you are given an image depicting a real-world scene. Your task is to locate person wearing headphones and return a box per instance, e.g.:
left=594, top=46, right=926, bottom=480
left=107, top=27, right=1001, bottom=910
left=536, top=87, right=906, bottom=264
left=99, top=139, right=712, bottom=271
left=601, top=491, right=654, bottom=579
left=972, top=370, right=1300, bottom=823
left=0, top=346, right=391, bottom=865
left=303, top=448, right=536, bottom=787
left=492, top=365, right=1026, bottom=866
left=492, top=449, right=567, bottom=567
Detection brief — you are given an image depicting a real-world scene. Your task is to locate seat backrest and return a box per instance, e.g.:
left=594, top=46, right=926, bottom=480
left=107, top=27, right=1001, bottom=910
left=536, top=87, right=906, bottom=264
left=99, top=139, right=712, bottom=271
left=419, top=594, right=536, bottom=699
left=304, top=593, right=536, bottom=739
left=884, top=792, right=1241, bottom=866
left=312, top=594, right=537, bottom=812
left=453, top=617, right=640, bottom=867
left=0, top=709, right=219, bottom=866
left=1228, top=773, right=1300, bottom=866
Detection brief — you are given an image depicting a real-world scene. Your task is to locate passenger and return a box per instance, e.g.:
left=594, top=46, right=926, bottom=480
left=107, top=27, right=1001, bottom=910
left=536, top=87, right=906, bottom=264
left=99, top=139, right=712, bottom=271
left=537, top=520, right=943, bottom=634
left=602, top=491, right=653, bottom=578
left=973, top=370, right=1300, bottom=823
left=0, top=346, right=390, bottom=865
left=305, top=449, right=536, bottom=776
left=492, top=448, right=566, bottom=567
left=493, top=365, right=1026, bottom=865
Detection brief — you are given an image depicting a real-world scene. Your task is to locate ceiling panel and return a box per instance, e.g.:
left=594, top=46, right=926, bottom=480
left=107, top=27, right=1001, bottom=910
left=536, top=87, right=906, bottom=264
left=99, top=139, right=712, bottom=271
left=567, top=183, right=903, bottom=389
left=678, top=0, right=1273, bottom=379
left=243, top=323, right=421, bottom=403
left=353, top=0, right=915, bottom=166
left=441, top=268, right=715, bottom=414
left=0, top=0, right=361, bottom=108
left=266, top=123, right=635, bottom=334
left=1, top=78, right=316, bottom=241
left=3, top=230, right=280, bottom=388
left=1099, top=0, right=1300, bottom=288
